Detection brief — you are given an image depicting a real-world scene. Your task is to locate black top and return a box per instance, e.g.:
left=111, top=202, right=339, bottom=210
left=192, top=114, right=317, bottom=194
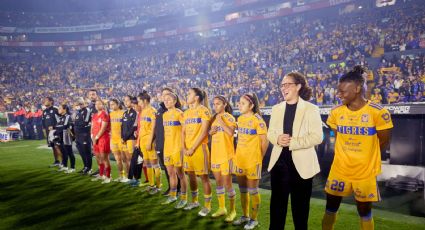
left=74, top=107, right=92, bottom=133
left=42, top=106, right=58, bottom=130
left=121, top=108, right=137, bottom=141
left=276, top=102, right=297, bottom=167
left=155, top=102, right=167, bottom=151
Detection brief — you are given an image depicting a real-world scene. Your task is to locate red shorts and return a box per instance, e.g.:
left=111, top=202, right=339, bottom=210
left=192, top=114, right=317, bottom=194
left=93, top=137, right=110, bottom=154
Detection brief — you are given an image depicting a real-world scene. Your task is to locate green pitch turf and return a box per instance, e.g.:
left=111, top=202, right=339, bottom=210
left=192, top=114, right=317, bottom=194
left=0, top=140, right=424, bottom=229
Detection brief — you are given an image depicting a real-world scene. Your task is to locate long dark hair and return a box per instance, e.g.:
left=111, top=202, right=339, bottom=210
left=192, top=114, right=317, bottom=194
left=242, top=93, right=261, bottom=116
left=211, top=95, right=233, bottom=125
left=285, top=72, right=313, bottom=101
left=138, top=90, right=151, bottom=103
left=191, top=87, right=210, bottom=111
left=109, top=98, right=123, bottom=110
left=59, top=104, right=70, bottom=115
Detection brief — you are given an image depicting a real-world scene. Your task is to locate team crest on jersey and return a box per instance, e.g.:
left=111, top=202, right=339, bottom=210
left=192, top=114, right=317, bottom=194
left=382, top=113, right=390, bottom=122
left=205, top=111, right=210, bottom=116
left=361, top=114, right=369, bottom=123
left=339, top=115, right=344, bottom=121
left=259, top=123, right=265, bottom=129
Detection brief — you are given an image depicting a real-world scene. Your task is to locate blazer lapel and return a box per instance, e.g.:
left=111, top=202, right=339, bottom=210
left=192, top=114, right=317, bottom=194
left=293, top=98, right=306, bottom=137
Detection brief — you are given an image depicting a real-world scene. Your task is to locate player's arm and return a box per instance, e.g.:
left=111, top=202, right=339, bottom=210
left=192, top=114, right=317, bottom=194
left=181, top=123, right=187, bottom=151
left=217, top=115, right=235, bottom=136
left=377, top=129, right=391, bottom=153
left=96, top=121, right=108, bottom=139
left=260, top=134, right=269, bottom=158
left=146, top=116, right=156, bottom=151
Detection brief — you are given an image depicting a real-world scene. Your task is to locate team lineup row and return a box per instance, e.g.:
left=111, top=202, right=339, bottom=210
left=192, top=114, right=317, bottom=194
left=41, top=67, right=393, bottom=230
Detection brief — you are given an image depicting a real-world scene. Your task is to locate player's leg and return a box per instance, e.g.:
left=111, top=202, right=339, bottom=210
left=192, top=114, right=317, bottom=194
left=223, top=160, right=237, bottom=222
left=244, top=174, right=261, bottom=229
left=175, top=165, right=188, bottom=209
left=212, top=170, right=226, bottom=217
left=162, top=165, right=178, bottom=204
left=322, top=193, right=343, bottom=230
left=233, top=175, right=250, bottom=226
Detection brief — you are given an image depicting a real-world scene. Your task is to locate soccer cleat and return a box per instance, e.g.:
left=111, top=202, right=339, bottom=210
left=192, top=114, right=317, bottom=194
left=161, top=196, right=178, bottom=205
left=120, top=177, right=130, bottom=183
left=198, top=207, right=211, bottom=217
left=83, top=169, right=92, bottom=175
left=149, top=187, right=161, bottom=195
left=211, top=208, right=227, bottom=218
left=113, top=177, right=121, bottom=182
left=162, top=189, right=170, bottom=196
left=78, top=168, right=86, bottom=174
left=244, top=220, right=259, bottom=230
left=65, top=168, right=76, bottom=174
left=233, top=216, right=250, bottom=226
left=141, top=186, right=152, bottom=193
left=138, top=182, right=150, bottom=187
left=91, top=175, right=102, bottom=182
left=49, top=162, right=60, bottom=168
left=183, top=202, right=200, bottom=211
left=58, top=166, right=68, bottom=172
left=90, top=170, right=99, bottom=177
left=224, top=210, right=237, bottom=222
left=175, top=200, right=188, bottom=209
left=102, top=177, right=112, bottom=184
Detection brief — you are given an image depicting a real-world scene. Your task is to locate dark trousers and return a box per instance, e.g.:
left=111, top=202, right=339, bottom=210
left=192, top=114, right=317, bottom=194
left=35, top=123, right=44, bottom=140
left=128, top=149, right=142, bottom=180
left=269, top=151, right=313, bottom=230
left=75, top=133, right=92, bottom=170
left=60, top=144, right=75, bottom=169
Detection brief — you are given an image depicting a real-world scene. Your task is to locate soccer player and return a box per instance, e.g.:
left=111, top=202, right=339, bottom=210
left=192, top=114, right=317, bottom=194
left=91, top=99, right=112, bottom=184
left=209, top=96, right=237, bottom=222
left=54, top=104, right=76, bottom=173
left=42, top=97, right=61, bottom=167
left=161, top=92, right=188, bottom=208
left=182, top=88, right=213, bottom=217
left=121, top=95, right=138, bottom=183
left=136, top=91, right=161, bottom=195
left=322, top=66, right=393, bottom=230
left=233, top=93, right=268, bottom=230
left=109, top=99, right=127, bottom=182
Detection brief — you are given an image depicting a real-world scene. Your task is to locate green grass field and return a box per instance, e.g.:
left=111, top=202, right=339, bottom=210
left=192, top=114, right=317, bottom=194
left=0, top=140, right=424, bottom=230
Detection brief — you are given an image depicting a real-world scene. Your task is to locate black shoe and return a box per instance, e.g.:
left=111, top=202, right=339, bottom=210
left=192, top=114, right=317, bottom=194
left=162, top=189, right=170, bottom=196
left=78, top=168, right=87, bottom=174
left=90, top=169, right=99, bottom=177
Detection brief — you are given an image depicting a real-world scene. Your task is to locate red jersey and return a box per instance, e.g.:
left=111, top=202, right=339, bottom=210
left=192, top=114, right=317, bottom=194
left=92, top=110, right=110, bottom=139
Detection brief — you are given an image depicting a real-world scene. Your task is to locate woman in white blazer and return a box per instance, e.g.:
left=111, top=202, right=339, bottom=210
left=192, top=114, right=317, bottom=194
left=267, top=72, right=323, bottom=230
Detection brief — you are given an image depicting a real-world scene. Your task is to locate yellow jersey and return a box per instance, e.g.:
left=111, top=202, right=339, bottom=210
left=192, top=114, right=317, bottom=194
left=235, top=113, right=267, bottom=168
left=211, top=112, right=236, bottom=164
left=138, top=106, right=157, bottom=145
left=163, top=108, right=184, bottom=157
left=109, top=110, right=124, bottom=142
left=326, top=101, right=393, bottom=181
left=183, top=105, right=211, bottom=148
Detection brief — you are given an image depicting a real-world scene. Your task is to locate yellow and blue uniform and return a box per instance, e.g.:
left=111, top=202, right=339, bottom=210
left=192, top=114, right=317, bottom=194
left=325, top=101, right=393, bottom=202
left=183, top=105, right=211, bottom=175
left=163, top=108, right=184, bottom=167
left=109, top=110, right=126, bottom=152
left=210, top=112, right=236, bottom=175
left=234, top=113, right=267, bottom=180
left=138, top=106, right=157, bottom=160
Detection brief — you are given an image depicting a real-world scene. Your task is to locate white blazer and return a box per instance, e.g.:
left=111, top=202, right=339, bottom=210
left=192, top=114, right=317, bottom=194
left=267, top=98, right=323, bottom=179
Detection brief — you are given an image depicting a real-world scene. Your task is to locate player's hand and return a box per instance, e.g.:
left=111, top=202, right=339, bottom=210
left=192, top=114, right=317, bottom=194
left=216, top=115, right=225, bottom=125
left=209, top=126, right=217, bottom=135
left=186, top=147, right=195, bottom=156
left=277, top=134, right=291, bottom=147
left=93, top=136, right=99, bottom=144
left=146, top=144, right=152, bottom=151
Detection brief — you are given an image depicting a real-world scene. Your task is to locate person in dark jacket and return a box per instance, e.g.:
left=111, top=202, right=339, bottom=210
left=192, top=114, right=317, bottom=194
left=54, top=104, right=76, bottom=173
left=42, top=97, right=61, bottom=167
left=73, top=97, right=93, bottom=175
left=121, top=95, right=138, bottom=184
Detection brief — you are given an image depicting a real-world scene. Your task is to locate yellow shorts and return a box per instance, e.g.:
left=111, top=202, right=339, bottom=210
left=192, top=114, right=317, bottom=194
left=325, top=170, right=380, bottom=202
left=110, top=140, right=126, bottom=153
left=164, top=152, right=183, bottom=167
left=233, top=163, right=262, bottom=180
left=211, top=159, right=233, bottom=176
left=184, top=144, right=210, bottom=175
left=123, top=140, right=135, bottom=154
left=141, top=142, right=157, bottom=160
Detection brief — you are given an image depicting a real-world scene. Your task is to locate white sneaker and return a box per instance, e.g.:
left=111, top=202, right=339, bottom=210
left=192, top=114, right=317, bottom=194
left=102, top=177, right=112, bottom=184
left=58, top=166, right=68, bottom=172
left=244, top=220, right=259, bottom=230
left=91, top=175, right=102, bottom=181
left=183, top=202, right=200, bottom=211
left=233, top=216, right=250, bottom=226
left=121, top=178, right=130, bottom=183
left=198, top=207, right=211, bottom=217
left=113, top=177, right=122, bottom=182
left=65, top=168, right=76, bottom=174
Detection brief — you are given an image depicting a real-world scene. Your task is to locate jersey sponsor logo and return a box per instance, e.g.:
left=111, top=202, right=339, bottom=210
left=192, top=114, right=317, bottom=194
left=185, top=118, right=202, bottom=124
left=163, top=121, right=181, bottom=126
left=141, top=117, right=152, bottom=122
left=381, top=112, right=391, bottom=122
left=238, top=127, right=257, bottom=135
left=336, top=125, right=377, bottom=136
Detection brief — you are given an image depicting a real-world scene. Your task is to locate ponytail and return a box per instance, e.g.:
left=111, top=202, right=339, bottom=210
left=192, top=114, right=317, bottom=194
left=243, top=93, right=261, bottom=116
left=191, top=87, right=210, bottom=112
